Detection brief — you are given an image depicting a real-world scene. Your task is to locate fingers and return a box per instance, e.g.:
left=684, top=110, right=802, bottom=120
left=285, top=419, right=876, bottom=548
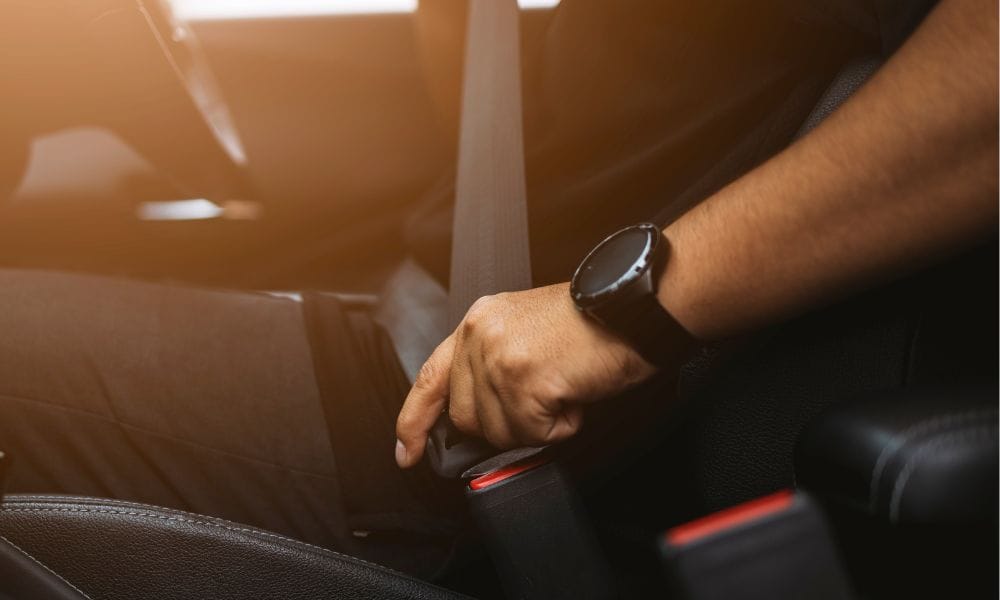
left=397, top=286, right=600, bottom=469
left=472, top=353, right=519, bottom=449
left=446, top=308, right=572, bottom=450
left=447, top=334, right=480, bottom=436
left=395, top=334, right=455, bottom=468
left=451, top=318, right=517, bottom=449
left=476, top=385, right=519, bottom=448
left=544, top=405, right=584, bottom=444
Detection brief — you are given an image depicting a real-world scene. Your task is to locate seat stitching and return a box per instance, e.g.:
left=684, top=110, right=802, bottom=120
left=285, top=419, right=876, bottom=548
left=7, top=495, right=233, bottom=518
left=0, top=533, right=94, bottom=599
left=0, top=393, right=339, bottom=481
left=887, top=425, right=997, bottom=523
left=5, top=496, right=343, bottom=537
left=0, top=507, right=408, bottom=578
left=10, top=495, right=188, bottom=508
left=868, top=407, right=998, bottom=511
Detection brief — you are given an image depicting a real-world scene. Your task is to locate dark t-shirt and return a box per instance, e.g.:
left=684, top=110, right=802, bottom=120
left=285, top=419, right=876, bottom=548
left=407, top=0, right=936, bottom=287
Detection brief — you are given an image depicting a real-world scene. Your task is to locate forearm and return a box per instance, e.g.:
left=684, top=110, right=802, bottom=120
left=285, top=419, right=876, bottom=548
left=659, top=0, right=998, bottom=341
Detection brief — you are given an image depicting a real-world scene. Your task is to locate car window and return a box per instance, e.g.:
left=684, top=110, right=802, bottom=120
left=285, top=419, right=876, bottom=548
left=168, top=0, right=559, bottom=21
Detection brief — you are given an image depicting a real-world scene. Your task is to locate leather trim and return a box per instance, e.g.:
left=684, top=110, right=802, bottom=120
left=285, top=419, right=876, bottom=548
left=0, top=533, right=92, bottom=599
left=0, top=495, right=471, bottom=600
left=3, top=504, right=376, bottom=566
left=867, top=406, right=996, bottom=514
left=886, top=423, right=996, bottom=522
left=796, top=388, right=998, bottom=524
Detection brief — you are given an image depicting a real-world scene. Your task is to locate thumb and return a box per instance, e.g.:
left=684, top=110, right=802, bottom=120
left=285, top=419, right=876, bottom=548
left=395, top=334, right=455, bottom=468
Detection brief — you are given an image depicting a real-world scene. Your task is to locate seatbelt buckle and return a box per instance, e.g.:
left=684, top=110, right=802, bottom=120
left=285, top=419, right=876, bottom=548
left=660, top=490, right=855, bottom=600
left=466, top=458, right=615, bottom=600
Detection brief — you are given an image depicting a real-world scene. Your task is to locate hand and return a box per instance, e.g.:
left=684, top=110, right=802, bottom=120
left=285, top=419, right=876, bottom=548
left=394, top=282, right=658, bottom=468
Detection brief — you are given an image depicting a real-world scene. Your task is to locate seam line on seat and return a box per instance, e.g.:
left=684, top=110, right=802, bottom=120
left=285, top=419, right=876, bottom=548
left=0, top=533, right=94, bottom=599
left=0, top=507, right=411, bottom=579
left=887, top=425, right=998, bottom=522
left=0, top=391, right=108, bottom=421
left=867, top=407, right=998, bottom=511
left=7, top=496, right=240, bottom=520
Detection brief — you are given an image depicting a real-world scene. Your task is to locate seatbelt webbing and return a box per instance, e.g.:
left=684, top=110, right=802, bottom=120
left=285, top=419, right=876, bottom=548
left=426, top=0, right=536, bottom=478
left=449, top=0, right=532, bottom=327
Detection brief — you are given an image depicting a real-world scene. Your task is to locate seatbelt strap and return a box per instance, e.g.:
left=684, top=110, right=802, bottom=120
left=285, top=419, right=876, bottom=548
left=427, top=0, right=536, bottom=478
left=448, top=0, right=533, bottom=326
left=430, top=9, right=615, bottom=596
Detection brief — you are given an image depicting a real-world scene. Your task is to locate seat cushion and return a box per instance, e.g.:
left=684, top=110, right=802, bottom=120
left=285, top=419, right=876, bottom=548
left=0, top=495, right=471, bottom=600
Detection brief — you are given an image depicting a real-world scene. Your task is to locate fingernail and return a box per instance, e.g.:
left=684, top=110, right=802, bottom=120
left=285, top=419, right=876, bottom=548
left=395, top=439, right=408, bottom=467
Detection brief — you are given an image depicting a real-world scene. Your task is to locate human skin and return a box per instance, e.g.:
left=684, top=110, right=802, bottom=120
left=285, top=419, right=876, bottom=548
left=395, top=0, right=998, bottom=468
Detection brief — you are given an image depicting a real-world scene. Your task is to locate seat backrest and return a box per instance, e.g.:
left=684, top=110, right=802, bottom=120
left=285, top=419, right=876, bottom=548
left=794, top=57, right=883, bottom=138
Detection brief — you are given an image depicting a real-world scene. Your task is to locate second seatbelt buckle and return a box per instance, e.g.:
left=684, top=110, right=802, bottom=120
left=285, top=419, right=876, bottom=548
left=660, top=490, right=854, bottom=600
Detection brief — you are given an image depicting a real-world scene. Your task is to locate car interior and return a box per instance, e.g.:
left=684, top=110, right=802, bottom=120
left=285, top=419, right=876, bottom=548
left=0, top=1, right=996, bottom=599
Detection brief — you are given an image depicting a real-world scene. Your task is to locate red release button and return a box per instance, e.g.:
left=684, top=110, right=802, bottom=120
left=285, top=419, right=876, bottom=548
left=665, top=489, right=795, bottom=546
left=468, top=457, right=548, bottom=491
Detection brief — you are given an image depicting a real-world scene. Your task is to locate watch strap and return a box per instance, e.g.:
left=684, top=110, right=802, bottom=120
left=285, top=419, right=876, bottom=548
left=595, top=290, right=694, bottom=368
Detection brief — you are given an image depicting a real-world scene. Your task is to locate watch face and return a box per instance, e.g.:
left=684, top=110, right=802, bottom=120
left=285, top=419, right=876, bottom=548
left=572, top=224, right=657, bottom=302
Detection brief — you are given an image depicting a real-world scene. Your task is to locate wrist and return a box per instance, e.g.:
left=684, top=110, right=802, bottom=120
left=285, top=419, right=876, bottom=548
left=655, top=222, right=716, bottom=343
left=570, top=223, right=698, bottom=367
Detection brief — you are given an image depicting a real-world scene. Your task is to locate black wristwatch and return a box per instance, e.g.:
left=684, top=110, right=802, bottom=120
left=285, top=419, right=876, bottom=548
left=570, top=223, right=692, bottom=367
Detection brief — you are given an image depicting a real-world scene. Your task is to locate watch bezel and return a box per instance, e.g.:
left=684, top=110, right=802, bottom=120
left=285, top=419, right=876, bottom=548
left=570, top=223, right=662, bottom=311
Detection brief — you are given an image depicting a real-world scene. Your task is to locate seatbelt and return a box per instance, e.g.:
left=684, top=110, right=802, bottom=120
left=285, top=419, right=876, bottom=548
left=426, top=0, right=537, bottom=478
left=426, top=8, right=616, bottom=596
left=447, top=0, right=532, bottom=325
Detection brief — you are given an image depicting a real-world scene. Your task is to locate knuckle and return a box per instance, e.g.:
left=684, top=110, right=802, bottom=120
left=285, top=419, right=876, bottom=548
left=470, top=294, right=495, bottom=310
left=547, top=410, right=584, bottom=444
left=459, top=296, right=503, bottom=342
left=533, top=374, right=571, bottom=402
left=468, top=294, right=493, bottom=317
left=460, top=314, right=480, bottom=338
left=482, top=320, right=506, bottom=345
left=462, top=295, right=499, bottom=337
left=413, top=360, right=439, bottom=390
left=493, top=348, right=530, bottom=378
